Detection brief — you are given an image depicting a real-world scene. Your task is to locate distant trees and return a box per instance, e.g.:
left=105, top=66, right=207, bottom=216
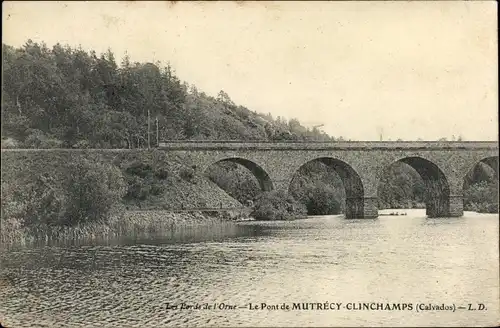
left=377, top=162, right=426, bottom=209
left=2, top=40, right=333, bottom=148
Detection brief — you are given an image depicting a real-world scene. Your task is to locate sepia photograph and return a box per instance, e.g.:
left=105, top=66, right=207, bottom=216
left=1, top=1, right=498, bottom=327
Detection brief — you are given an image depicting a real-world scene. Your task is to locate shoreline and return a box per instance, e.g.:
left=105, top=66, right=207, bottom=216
left=0, top=210, right=252, bottom=249
left=2, top=209, right=497, bottom=249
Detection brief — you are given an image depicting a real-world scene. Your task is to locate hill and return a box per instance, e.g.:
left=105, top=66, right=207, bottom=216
left=1, top=40, right=333, bottom=149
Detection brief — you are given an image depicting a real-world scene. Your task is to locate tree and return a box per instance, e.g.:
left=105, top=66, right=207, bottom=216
left=2, top=40, right=339, bottom=147
left=63, top=158, right=126, bottom=225
left=251, top=191, right=307, bottom=221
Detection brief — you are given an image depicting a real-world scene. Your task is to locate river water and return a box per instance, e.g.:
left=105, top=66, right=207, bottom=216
left=1, top=209, right=499, bottom=327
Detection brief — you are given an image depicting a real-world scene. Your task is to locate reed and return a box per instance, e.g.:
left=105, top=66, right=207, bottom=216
left=0, top=210, right=248, bottom=248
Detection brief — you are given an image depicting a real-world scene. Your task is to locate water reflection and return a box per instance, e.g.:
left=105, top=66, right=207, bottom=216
left=1, top=212, right=499, bottom=327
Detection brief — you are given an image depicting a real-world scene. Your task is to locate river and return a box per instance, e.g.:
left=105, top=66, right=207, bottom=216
left=1, top=209, right=499, bottom=327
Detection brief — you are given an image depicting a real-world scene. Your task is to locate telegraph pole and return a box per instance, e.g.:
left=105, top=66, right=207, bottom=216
left=156, top=117, right=159, bottom=147
left=377, top=126, right=384, bottom=141
left=147, top=109, right=151, bottom=149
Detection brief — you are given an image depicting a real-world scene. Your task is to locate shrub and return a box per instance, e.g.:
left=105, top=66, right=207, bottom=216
left=150, top=183, right=165, bottom=196
left=62, top=158, right=127, bottom=225
left=72, top=140, right=90, bottom=149
left=123, top=162, right=172, bottom=202
left=125, top=161, right=153, bottom=178
left=180, top=167, right=195, bottom=182
left=22, top=174, right=67, bottom=226
left=463, top=181, right=499, bottom=213
left=206, top=162, right=260, bottom=204
left=155, top=168, right=169, bottom=180
left=125, top=175, right=146, bottom=200
left=23, top=129, right=63, bottom=149
left=0, top=217, right=24, bottom=244
left=251, top=191, right=307, bottom=221
left=1, top=182, right=35, bottom=226
left=2, top=158, right=126, bottom=228
left=1, top=137, right=19, bottom=149
left=302, top=186, right=342, bottom=215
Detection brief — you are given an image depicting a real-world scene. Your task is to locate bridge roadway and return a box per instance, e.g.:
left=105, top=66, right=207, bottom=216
left=159, top=141, right=499, bottom=219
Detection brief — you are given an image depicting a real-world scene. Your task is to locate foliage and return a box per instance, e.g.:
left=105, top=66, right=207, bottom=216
left=180, top=167, right=195, bottom=182
left=63, top=159, right=127, bottom=225
left=463, top=181, right=498, bottom=213
left=463, top=162, right=498, bottom=213
left=251, top=191, right=307, bottom=221
left=206, top=161, right=261, bottom=204
left=289, top=161, right=345, bottom=215
left=2, top=40, right=333, bottom=149
left=377, top=162, right=425, bottom=209
left=302, top=186, right=343, bottom=215
left=1, top=158, right=126, bottom=228
left=123, top=161, right=171, bottom=203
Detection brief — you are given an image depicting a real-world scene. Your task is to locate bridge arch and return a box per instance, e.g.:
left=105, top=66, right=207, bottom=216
left=288, top=157, right=367, bottom=219
left=462, top=156, right=499, bottom=213
left=203, top=157, right=274, bottom=193
left=378, top=156, right=450, bottom=218
left=464, top=156, right=499, bottom=179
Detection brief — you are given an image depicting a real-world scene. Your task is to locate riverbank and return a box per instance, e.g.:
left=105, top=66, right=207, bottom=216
left=0, top=210, right=252, bottom=248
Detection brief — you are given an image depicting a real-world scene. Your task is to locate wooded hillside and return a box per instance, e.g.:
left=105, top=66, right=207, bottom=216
left=2, top=41, right=332, bottom=149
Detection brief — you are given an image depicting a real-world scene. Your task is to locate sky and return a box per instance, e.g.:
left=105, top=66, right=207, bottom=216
left=2, top=1, right=498, bottom=141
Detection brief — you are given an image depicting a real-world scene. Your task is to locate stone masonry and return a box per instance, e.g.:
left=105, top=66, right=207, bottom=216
left=159, top=141, right=499, bottom=219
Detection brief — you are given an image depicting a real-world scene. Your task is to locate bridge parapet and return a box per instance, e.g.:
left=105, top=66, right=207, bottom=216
left=158, top=141, right=498, bottom=151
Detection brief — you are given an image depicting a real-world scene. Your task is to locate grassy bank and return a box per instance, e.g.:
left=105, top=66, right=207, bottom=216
left=1, top=149, right=244, bottom=211
left=0, top=210, right=250, bottom=248
left=0, top=152, right=303, bottom=249
left=1, top=150, right=249, bottom=248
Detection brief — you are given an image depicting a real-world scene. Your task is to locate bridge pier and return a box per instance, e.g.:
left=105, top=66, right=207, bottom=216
left=272, top=180, right=292, bottom=195
left=426, top=195, right=463, bottom=218
left=345, top=196, right=379, bottom=219
left=448, top=195, right=464, bottom=217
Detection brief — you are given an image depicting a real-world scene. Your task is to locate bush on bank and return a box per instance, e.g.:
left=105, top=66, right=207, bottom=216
left=251, top=191, right=307, bottom=221
left=293, top=185, right=343, bottom=215
left=1, top=158, right=126, bottom=231
left=463, top=181, right=499, bottom=213
left=0, top=152, right=248, bottom=245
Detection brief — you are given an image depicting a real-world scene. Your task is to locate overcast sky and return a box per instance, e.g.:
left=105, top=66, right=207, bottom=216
left=3, top=1, right=498, bottom=141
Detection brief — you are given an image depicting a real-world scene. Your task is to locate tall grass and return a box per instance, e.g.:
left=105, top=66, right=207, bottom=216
left=0, top=210, right=248, bottom=248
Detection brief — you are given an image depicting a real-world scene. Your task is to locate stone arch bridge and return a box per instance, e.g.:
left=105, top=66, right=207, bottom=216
left=159, top=141, right=499, bottom=219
